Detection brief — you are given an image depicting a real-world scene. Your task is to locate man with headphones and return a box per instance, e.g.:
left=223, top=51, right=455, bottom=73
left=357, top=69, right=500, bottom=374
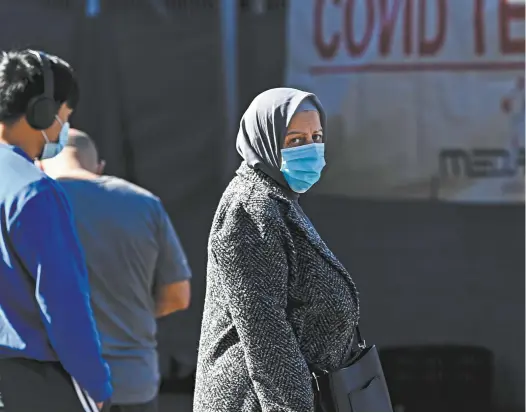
left=0, top=50, right=112, bottom=411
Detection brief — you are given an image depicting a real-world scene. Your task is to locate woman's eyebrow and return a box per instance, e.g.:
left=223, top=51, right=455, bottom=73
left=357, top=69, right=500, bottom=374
left=286, top=127, right=323, bottom=136
left=286, top=130, right=305, bottom=136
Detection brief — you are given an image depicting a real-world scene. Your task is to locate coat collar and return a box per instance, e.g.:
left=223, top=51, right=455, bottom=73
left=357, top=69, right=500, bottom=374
left=236, top=162, right=357, bottom=294
left=236, top=162, right=298, bottom=201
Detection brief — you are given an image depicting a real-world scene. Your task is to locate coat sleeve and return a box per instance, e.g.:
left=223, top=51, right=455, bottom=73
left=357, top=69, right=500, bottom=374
left=211, top=206, right=314, bottom=412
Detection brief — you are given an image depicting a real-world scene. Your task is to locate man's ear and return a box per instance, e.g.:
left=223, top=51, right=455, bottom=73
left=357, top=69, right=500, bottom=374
left=96, top=160, right=106, bottom=175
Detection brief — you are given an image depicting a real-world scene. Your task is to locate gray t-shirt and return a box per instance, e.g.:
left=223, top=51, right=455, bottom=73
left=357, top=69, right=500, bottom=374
left=58, top=176, right=191, bottom=404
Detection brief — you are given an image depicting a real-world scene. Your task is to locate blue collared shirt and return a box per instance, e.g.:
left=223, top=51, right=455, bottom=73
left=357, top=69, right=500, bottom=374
left=0, top=144, right=112, bottom=402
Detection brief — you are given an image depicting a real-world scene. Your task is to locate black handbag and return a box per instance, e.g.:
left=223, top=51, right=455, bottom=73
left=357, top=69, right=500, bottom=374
left=311, top=326, right=393, bottom=412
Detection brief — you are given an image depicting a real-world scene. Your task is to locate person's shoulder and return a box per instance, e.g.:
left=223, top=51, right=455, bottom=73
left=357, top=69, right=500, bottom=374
left=15, top=174, right=60, bottom=202
left=0, top=147, right=68, bottom=217
left=5, top=175, right=66, bottom=225
left=213, top=176, right=287, bottom=241
left=96, top=176, right=159, bottom=201
left=0, top=146, right=48, bottom=189
left=237, top=175, right=289, bottom=220
left=94, top=175, right=166, bottom=220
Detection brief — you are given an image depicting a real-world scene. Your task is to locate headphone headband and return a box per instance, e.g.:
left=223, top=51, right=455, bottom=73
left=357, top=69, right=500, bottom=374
left=27, top=50, right=54, bottom=101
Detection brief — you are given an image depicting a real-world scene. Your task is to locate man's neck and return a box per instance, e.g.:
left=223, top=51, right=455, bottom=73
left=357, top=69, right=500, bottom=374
left=39, top=157, right=100, bottom=181
left=55, top=168, right=101, bottom=181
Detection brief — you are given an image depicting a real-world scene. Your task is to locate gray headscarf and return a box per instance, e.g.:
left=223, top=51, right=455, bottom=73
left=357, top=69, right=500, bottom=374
left=236, top=87, right=326, bottom=189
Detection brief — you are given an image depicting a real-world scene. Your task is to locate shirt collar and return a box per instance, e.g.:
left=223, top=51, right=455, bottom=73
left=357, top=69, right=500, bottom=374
left=0, top=143, right=34, bottom=163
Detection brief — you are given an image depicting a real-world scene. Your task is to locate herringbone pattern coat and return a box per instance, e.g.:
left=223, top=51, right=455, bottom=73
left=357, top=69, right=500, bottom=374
left=194, top=163, right=359, bottom=412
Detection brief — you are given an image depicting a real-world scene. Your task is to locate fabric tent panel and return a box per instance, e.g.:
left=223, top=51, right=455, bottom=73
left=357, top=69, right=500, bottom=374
left=109, top=11, right=225, bottom=370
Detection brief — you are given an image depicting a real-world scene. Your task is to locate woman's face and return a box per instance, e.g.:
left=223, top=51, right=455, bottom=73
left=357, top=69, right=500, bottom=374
left=283, top=111, right=323, bottom=149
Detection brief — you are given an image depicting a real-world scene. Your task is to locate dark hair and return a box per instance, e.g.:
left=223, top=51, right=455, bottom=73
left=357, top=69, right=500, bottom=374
left=0, top=49, right=79, bottom=124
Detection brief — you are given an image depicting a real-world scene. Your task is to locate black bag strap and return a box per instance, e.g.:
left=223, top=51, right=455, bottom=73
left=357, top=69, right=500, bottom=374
left=354, top=325, right=366, bottom=349
left=342, top=325, right=367, bottom=363
left=311, top=324, right=367, bottom=376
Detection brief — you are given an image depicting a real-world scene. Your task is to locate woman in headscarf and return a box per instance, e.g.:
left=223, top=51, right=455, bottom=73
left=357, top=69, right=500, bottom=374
left=194, top=88, right=359, bottom=412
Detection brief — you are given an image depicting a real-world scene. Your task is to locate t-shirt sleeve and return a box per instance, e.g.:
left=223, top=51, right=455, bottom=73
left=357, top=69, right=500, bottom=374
left=153, top=200, right=192, bottom=287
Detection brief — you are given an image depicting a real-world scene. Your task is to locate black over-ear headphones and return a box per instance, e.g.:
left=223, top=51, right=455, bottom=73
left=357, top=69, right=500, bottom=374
left=25, top=50, right=58, bottom=130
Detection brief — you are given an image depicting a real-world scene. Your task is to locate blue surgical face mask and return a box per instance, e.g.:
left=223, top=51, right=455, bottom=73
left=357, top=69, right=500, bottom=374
left=41, top=115, right=70, bottom=160
left=280, top=143, right=326, bottom=193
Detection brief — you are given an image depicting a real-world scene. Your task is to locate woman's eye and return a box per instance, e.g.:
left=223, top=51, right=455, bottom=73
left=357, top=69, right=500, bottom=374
left=291, top=137, right=303, bottom=145
left=313, top=134, right=323, bottom=142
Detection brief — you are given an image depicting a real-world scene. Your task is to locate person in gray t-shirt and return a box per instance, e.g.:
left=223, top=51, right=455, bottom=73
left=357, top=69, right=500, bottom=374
left=37, top=129, right=192, bottom=412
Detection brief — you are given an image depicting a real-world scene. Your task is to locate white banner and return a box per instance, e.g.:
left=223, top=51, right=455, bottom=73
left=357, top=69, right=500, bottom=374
left=285, top=0, right=525, bottom=203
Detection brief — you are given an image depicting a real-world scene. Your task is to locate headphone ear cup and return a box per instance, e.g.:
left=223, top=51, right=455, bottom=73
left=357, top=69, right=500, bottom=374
left=26, top=96, right=57, bottom=130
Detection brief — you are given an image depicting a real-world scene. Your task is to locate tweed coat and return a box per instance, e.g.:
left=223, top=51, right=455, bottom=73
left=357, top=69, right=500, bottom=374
left=194, top=163, right=360, bottom=412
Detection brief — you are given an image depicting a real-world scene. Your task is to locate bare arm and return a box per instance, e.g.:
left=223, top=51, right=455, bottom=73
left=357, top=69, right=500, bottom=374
left=153, top=199, right=192, bottom=317
left=155, top=279, right=191, bottom=318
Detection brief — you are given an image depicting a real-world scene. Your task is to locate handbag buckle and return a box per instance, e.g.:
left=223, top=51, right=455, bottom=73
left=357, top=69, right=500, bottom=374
left=311, top=372, right=320, bottom=392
